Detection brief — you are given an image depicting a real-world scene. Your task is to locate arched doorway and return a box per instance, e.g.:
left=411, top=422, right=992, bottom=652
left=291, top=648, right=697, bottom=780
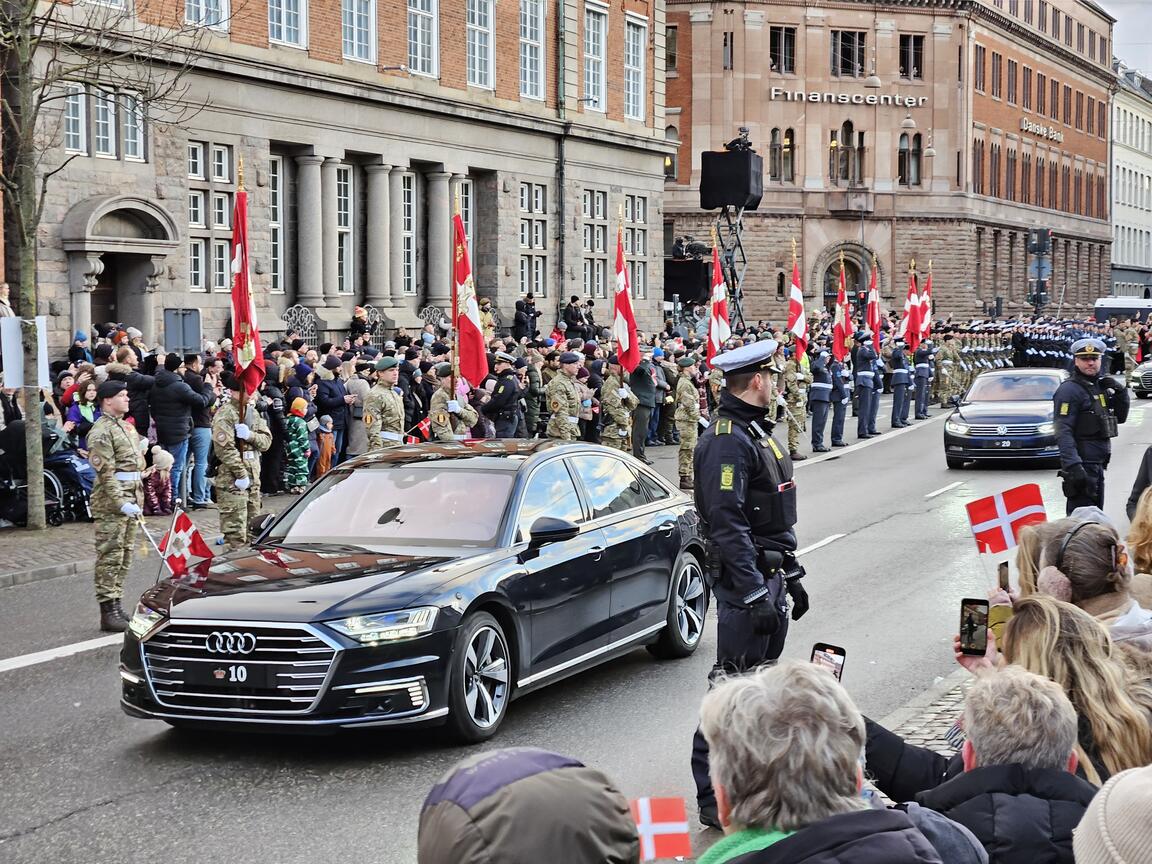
left=812, top=242, right=881, bottom=314
left=822, top=257, right=861, bottom=307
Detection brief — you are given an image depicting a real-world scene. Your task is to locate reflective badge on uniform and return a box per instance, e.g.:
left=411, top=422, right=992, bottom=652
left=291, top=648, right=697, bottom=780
left=433, top=411, right=449, bottom=426
left=496, top=384, right=505, bottom=394
left=550, top=397, right=562, bottom=411
left=1059, top=403, right=1069, bottom=416
left=1099, top=395, right=1107, bottom=406
left=363, top=414, right=375, bottom=426
left=214, top=429, right=231, bottom=444
left=89, top=454, right=103, bottom=469
left=720, top=464, right=734, bottom=491
left=767, top=439, right=785, bottom=459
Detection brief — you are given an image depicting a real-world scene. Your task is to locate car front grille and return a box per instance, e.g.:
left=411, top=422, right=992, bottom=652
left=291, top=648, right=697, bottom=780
left=965, top=423, right=1041, bottom=436
left=1141, top=371, right=1152, bottom=390
left=141, top=622, right=339, bottom=714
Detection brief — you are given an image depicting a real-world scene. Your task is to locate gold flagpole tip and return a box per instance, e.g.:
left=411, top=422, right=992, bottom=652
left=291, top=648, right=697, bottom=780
left=237, top=154, right=245, bottom=192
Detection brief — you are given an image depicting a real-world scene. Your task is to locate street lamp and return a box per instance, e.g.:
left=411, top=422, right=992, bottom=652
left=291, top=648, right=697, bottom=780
left=900, top=111, right=917, bottom=130
left=864, top=44, right=881, bottom=88
left=924, top=128, right=937, bottom=159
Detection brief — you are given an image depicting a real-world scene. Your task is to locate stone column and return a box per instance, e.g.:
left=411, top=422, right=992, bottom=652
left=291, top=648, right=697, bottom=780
left=67, top=252, right=102, bottom=342
left=389, top=167, right=407, bottom=309
left=364, top=163, right=392, bottom=308
left=425, top=171, right=452, bottom=308
left=321, top=157, right=341, bottom=308
left=295, top=155, right=324, bottom=307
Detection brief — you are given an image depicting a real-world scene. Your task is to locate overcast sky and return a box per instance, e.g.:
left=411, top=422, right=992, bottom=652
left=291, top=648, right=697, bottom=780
left=1104, top=0, right=1152, bottom=72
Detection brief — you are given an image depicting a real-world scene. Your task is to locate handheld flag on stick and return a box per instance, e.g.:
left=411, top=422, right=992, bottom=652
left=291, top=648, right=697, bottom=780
left=966, top=484, right=1047, bottom=555
left=630, top=797, right=692, bottom=862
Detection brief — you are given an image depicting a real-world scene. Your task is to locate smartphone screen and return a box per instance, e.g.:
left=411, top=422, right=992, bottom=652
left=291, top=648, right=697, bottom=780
left=811, top=643, right=847, bottom=680
left=997, top=562, right=1010, bottom=592
left=959, top=599, right=990, bottom=656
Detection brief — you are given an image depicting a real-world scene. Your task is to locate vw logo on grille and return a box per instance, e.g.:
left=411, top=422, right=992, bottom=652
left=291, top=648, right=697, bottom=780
left=205, top=631, right=257, bottom=655
left=996, top=425, right=1008, bottom=435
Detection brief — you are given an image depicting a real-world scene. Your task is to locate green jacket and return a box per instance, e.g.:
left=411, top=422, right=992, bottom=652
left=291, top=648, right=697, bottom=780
left=698, top=827, right=793, bottom=864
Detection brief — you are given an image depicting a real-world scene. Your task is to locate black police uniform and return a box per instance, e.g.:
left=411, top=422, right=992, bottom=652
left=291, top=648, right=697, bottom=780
left=809, top=353, right=832, bottom=451
left=1054, top=356, right=1129, bottom=515
left=889, top=346, right=910, bottom=428
left=913, top=345, right=932, bottom=418
left=854, top=343, right=877, bottom=439
left=689, top=389, right=808, bottom=818
left=830, top=358, right=849, bottom=446
left=482, top=368, right=522, bottom=438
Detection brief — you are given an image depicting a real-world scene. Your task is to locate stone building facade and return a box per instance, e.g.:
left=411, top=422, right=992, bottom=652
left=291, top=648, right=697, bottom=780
left=20, top=0, right=671, bottom=353
left=1111, top=61, right=1152, bottom=298
left=664, top=0, right=1114, bottom=324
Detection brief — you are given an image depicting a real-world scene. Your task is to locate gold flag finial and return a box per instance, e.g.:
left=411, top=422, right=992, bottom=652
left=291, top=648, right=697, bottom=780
left=791, top=237, right=797, bottom=262
left=237, top=154, right=245, bottom=191
left=910, top=257, right=916, bottom=272
left=929, top=258, right=933, bottom=272
left=710, top=225, right=719, bottom=247
left=839, top=249, right=845, bottom=271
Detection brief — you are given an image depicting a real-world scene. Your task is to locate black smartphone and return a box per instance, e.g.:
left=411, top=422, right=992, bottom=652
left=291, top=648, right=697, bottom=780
left=811, top=643, right=847, bottom=680
left=997, top=562, right=1010, bottom=592
left=959, top=598, right=990, bottom=656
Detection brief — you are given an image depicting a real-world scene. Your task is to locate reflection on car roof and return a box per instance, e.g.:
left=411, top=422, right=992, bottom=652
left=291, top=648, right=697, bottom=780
left=338, top=439, right=588, bottom=471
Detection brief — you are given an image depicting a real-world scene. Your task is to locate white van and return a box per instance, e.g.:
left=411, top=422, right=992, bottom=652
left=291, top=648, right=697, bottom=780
left=1093, top=297, right=1152, bottom=323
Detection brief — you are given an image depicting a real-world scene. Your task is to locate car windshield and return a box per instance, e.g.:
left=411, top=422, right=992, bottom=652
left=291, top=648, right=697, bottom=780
left=264, top=466, right=515, bottom=547
left=967, top=375, right=1059, bottom=402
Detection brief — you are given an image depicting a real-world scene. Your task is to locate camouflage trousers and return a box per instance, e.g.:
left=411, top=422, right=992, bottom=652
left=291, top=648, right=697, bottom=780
left=94, top=511, right=138, bottom=602
left=677, top=422, right=698, bottom=482
left=546, top=418, right=580, bottom=441
left=601, top=427, right=631, bottom=451
left=217, top=480, right=260, bottom=552
left=786, top=400, right=805, bottom=453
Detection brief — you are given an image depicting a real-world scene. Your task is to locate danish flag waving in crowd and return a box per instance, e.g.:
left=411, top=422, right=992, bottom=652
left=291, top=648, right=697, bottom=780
left=898, top=261, right=923, bottom=352
left=612, top=224, right=641, bottom=373
left=786, top=249, right=808, bottom=357
left=452, top=211, right=487, bottom=388
left=865, top=260, right=881, bottom=353
left=965, top=484, right=1047, bottom=555
left=707, top=243, right=731, bottom=364
left=920, top=262, right=933, bottom=342
left=832, top=257, right=852, bottom=362
left=159, top=509, right=215, bottom=576
left=230, top=174, right=264, bottom=396
left=630, top=797, right=693, bottom=862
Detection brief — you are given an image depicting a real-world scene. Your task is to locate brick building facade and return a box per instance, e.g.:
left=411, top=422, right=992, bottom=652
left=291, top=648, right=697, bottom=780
left=15, top=0, right=670, bottom=352
left=664, top=0, right=1114, bottom=324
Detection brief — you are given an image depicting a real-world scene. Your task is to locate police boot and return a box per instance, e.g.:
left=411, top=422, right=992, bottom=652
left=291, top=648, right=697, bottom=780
left=99, top=600, right=128, bottom=633
left=679, top=475, right=693, bottom=490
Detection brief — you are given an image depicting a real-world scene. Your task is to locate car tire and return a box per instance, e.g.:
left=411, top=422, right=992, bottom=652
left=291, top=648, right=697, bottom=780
left=648, top=551, right=708, bottom=660
left=946, top=456, right=965, bottom=469
left=447, top=611, right=511, bottom=744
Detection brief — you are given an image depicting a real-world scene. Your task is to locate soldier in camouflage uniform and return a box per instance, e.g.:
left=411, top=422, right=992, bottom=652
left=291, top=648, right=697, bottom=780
left=363, top=356, right=406, bottom=449
left=212, top=373, right=273, bottom=551
left=428, top=362, right=479, bottom=441
left=674, top=356, right=701, bottom=489
left=88, top=380, right=145, bottom=631
left=545, top=351, right=583, bottom=441
left=783, top=349, right=807, bottom=460
left=600, top=354, right=636, bottom=452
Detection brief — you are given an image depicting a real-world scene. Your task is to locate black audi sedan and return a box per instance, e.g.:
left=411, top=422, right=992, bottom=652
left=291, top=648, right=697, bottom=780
left=120, top=440, right=706, bottom=741
left=943, top=368, right=1066, bottom=468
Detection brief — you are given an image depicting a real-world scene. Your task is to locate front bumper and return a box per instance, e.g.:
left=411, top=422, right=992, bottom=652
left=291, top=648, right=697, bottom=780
left=944, top=431, right=1060, bottom=461
left=119, top=619, right=457, bottom=732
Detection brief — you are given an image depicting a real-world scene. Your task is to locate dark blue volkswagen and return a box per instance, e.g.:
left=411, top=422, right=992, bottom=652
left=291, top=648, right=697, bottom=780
left=943, top=369, right=1066, bottom=468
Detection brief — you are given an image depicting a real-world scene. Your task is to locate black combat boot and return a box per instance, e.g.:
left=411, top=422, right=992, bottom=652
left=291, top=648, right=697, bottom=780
left=99, top=600, right=128, bottom=633
left=113, top=598, right=130, bottom=623
left=679, top=475, right=693, bottom=490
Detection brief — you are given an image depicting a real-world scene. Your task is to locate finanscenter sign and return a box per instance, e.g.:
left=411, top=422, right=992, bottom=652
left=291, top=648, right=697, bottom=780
left=769, top=86, right=928, bottom=108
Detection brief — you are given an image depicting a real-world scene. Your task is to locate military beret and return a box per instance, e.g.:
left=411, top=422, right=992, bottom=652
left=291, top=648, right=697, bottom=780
left=607, top=354, right=621, bottom=366
left=430, top=342, right=449, bottom=355
left=494, top=351, right=516, bottom=364
left=322, top=354, right=342, bottom=370
left=96, top=379, right=128, bottom=401
left=374, top=357, right=400, bottom=371
left=558, top=351, right=582, bottom=364
left=514, top=357, right=528, bottom=369
left=221, top=372, right=243, bottom=392
left=434, top=362, right=453, bottom=377
left=677, top=356, right=698, bottom=368
left=290, top=339, right=306, bottom=351
left=711, top=340, right=778, bottom=375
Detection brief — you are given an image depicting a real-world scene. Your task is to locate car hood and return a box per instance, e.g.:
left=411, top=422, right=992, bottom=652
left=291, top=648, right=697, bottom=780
left=142, top=545, right=505, bottom=623
left=953, top=401, right=1053, bottom=423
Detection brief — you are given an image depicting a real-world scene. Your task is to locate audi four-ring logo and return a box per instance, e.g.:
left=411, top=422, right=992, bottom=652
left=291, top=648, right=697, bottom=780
left=205, top=631, right=257, bottom=655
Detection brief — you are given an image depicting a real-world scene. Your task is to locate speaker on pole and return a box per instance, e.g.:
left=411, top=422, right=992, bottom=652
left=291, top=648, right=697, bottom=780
left=700, top=150, right=763, bottom=211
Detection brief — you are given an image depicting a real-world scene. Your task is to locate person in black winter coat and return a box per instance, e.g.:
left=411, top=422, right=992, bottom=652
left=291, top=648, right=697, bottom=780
left=104, top=347, right=155, bottom=432
left=147, top=353, right=213, bottom=505
left=260, top=370, right=287, bottom=495
left=1127, top=444, right=1152, bottom=519
left=512, top=300, right=531, bottom=343
left=313, top=355, right=352, bottom=464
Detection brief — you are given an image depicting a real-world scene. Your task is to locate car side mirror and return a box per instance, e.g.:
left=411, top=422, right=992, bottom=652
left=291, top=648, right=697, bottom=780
left=528, top=517, right=580, bottom=549
left=250, top=513, right=275, bottom=540
left=949, top=395, right=962, bottom=407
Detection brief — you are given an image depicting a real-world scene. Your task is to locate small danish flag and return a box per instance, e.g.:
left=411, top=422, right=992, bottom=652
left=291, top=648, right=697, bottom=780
left=965, top=483, right=1047, bottom=555
left=630, top=797, right=692, bottom=862
left=160, top=509, right=215, bottom=576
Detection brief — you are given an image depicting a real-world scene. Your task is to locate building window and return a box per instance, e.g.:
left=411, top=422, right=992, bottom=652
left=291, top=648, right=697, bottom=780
left=212, top=145, right=231, bottom=182
left=1022, top=152, right=1032, bottom=203
left=121, top=93, right=145, bottom=161
left=1074, top=168, right=1083, bottom=213
left=64, top=85, right=87, bottom=154
left=722, top=31, right=734, bottom=70
left=1050, top=161, right=1059, bottom=209
left=583, top=6, right=607, bottom=111
left=1022, top=66, right=1032, bottom=109
left=974, top=45, right=986, bottom=92
left=188, top=191, right=206, bottom=227
left=624, top=194, right=648, bottom=300
left=624, top=19, right=646, bottom=120
left=1036, top=72, right=1046, bottom=114
left=188, top=142, right=205, bottom=179
left=1038, top=0, right=1047, bottom=33
left=898, top=133, right=922, bottom=186
left=1089, top=30, right=1096, bottom=60
left=186, top=0, right=227, bottom=28
left=189, top=240, right=207, bottom=292
left=1035, top=157, right=1045, bottom=207
left=972, top=139, right=984, bottom=194
left=466, top=0, right=494, bottom=89
left=407, top=0, right=438, bottom=77
left=401, top=173, right=416, bottom=295
left=1064, top=15, right=1072, bottom=46
left=831, top=30, right=865, bottom=78
left=830, top=121, right=865, bottom=186
left=899, top=34, right=924, bottom=80
left=1077, top=22, right=1084, bottom=52
left=342, top=0, right=375, bottom=62
left=520, top=0, right=545, bottom=99
left=92, top=90, right=117, bottom=158
left=189, top=141, right=235, bottom=294
left=1098, top=101, right=1106, bottom=138
left=990, top=143, right=1001, bottom=197
left=336, top=166, right=353, bottom=295
left=268, top=0, right=306, bottom=46
left=269, top=156, right=284, bottom=294
left=666, top=25, right=678, bottom=72
left=1100, top=37, right=1108, bottom=66
left=1075, top=91, right=1083, bottom=131
left=457, top=177, right=475, bottom=261
left=770, top=26, right=795, bottom=73
left=519, top=182, right=548, bottom=298
left=1006, top=148, right=1017, bottom=201
left=212, top=192, right=231, bottom=228
left=1061, top=164, right=1070, bottom=210
left=991, top=52, right=1002, bottom=98
left=212, top=240, right=230, bottom=292
left=1087, top=96, right=1095, bottom=135
left=1024, top=0, right=1033, bottom=24
left=1062, top=84, right=1071, bottom=125
left=768, top=128, right=796, bottom=183
left=1006, top=59, right=1017, bottom=104
left=581, top=188, right=608, bottom=298
left=1050, top=78, right=1058, bottom=121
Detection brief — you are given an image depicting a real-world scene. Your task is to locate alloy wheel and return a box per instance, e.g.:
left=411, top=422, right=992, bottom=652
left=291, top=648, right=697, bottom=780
left=675, top=561, right=707, bottom=647
left=463, top=625, right=509, bottom=729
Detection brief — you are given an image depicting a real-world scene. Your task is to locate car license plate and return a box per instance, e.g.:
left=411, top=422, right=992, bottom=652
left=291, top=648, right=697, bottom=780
left=996, top=440, right=1013, bottom=448
left=186, top=662, right=272, bottom=689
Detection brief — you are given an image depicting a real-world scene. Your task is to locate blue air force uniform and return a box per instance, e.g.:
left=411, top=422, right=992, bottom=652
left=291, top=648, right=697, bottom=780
left=890, top=343, right=911, bottom=428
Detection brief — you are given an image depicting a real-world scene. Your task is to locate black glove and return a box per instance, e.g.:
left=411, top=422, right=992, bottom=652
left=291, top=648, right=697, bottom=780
left=1061, top=463, right=1088, bottom=498
left=787, top=579, right=810, bottom=621
left=749, top=600, right=781, bottom=636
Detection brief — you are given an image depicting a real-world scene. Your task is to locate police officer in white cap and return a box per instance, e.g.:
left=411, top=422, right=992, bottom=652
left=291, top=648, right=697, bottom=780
left=689, top=339, right=810, bottom=829
left=1053, top=337, right=1129, bottom=514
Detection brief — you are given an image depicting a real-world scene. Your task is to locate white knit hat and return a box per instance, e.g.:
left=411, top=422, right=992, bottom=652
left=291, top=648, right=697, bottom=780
left=1073, top=764, right=1152, bottom=864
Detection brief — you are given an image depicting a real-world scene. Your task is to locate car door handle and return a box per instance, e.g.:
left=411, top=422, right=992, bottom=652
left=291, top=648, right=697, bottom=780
left=589, top=545, right=604, bottom=561
left=658, top=523, right=675, bottom=534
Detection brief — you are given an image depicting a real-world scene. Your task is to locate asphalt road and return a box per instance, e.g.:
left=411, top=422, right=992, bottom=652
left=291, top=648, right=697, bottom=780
left=2, top=397, right=1150, bottom=863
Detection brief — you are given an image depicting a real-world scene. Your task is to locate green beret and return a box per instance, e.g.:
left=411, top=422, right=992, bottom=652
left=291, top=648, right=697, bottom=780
left=434, top=362, right=453, bottom=377
left=677, top=356, right=698, bottom=368
left=374, top=357, right=400, bottom=371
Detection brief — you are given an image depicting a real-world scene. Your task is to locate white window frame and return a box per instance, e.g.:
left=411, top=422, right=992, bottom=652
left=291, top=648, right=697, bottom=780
left=336, top=165, right=354, bottom=295
left=467, top=0, right=495, bottom=89
left=121, top=92, right=145, bottom=161
left=458, top=177, right=475, bottom=260
left=342, top=0, right=375, bottom=63
left=64, top=84, right=87, bottom=155
left=402, top=172, right=417, bottom=295
left=583, top=5, right=608, bottom=112
left=212, top=192, right=231, bottom=229
left=189, top=239, right=207, bottom=293
left=188, top=142, right=205, bottom=179
left=211, top=144, right=231, bottom=182
left=520, top=0, right=546, bottom=100
left=625, top=194, right=648, bottom=299
left=269, top=0, right=307, bottom=48
left=186, top=0, right=228, bottom=29
left=212, top=240, right=231, bottom=292
left=188, top=191, right=206, bottom=228
left=407, top=0, right=439, bottom=78
left=269, top=156, right=285, bottom=294
left=92, top=89, right=117, bottom=158
left=624, top=17, right=647, bottom=121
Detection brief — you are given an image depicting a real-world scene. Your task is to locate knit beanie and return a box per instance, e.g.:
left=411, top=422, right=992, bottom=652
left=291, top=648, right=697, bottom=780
left=1073, top=764, right=1152, bottom=864
left=290, top=397, right=308, bottom=418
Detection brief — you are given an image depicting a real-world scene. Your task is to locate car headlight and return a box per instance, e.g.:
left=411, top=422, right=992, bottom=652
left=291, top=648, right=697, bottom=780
left=945, top=420, right=970, bottom=435
left=1037, top=421, right=1055, bottom=435
left=326, top=607, right=439, bottom=644
left=128, top=602, right=166, bottom=639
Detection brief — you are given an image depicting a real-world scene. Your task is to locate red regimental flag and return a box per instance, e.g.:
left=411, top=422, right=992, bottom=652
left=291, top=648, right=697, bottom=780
left=865, top=265, right=881, bottom=353
left=899, top=269, right=923, bottom=352
left=613, top=225, right=641, bottom=372
left=707, top=245, right=731, bottom=365
left=452, top=213, right=487, bottom=388
left=920, top=270, right=933, bottom=341
left=833, top=264, right=851, bottom=362
left=160, top=509, right=215, bottom=576
left=630, top=797, right=692, bottom=862
left=786, top=260, right=808, bottom=356
left=230, top=190, right=264, bottom=396
left=965, top=484, right=1047, bottom=555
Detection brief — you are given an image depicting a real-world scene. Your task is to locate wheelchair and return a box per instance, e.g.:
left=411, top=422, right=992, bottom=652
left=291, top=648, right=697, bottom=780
left=0, top=421, right=92, bottom=527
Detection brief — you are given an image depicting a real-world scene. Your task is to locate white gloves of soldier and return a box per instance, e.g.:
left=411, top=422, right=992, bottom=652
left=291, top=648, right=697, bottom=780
left=618, top=429, right=628, bottom=438
left=235, top=423, right=252, bottom=441
left=447, top=399, right=461, bottom=414
left=776, top=394, right=787, bottom=407
left=120, top=502, right=142, bottom=517
left=235, top=477, right=251, bottom=491
left=618, top=388, right=629, bottom=398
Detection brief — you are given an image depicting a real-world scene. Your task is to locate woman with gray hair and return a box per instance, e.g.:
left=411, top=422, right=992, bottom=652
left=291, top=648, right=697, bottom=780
left=697, top=661, right=946, bottom=864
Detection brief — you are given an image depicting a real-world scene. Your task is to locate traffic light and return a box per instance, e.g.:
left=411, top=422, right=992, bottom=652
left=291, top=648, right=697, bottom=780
left=1028, top=227, right=1052, bottom=254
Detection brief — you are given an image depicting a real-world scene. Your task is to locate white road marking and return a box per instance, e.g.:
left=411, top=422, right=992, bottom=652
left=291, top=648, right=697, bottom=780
left=794, top=411, right=949, bottom=468
left=796, top=534, right=846, bottom=557
left=0, top=635, right=121, bottom=675
left=925, top=481, right=964, bottom=499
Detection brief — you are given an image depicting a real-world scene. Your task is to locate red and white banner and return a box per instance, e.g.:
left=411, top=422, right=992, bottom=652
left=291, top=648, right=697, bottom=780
left=230, top=189, right=264, bottom=396
left=865, top=264, right=881, bottom=353
left=612, top=226, right=641, bottom=373
left=786, top=259, right=808, bottom=357
left=966, top=484, right=1047, bottom=555
left=920, top=268, right=933, bottom=341
left=159, top=509, right=215, bottom=576
left=707, top=244, right=731, bottom=365
left=832, top=262, right=851, bottom=362
left=898, top=267, right=923, bottom=352
left=452, top=213, right=487, bottom=388
left=630, top=797, right=692, bottom=862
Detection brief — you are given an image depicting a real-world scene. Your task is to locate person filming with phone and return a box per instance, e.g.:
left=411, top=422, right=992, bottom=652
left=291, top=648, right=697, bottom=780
left=689, top=339, right=810, bottom=830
